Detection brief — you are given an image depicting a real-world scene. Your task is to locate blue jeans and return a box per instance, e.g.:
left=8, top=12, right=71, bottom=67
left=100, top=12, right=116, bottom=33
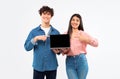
left=66, top=53, right=88, bottom=79
left=33, top=69, right=57, bottom=79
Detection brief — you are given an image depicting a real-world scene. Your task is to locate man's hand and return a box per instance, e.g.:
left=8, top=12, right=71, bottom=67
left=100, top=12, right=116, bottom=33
left=34, top=35, right=47, bottom=42
left=60, top=48, right=70, bottom=54
left=52, top=49, right=61, bottom=54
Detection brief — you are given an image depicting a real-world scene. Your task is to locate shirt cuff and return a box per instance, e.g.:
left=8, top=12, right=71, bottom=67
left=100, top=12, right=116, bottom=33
left=31, top=38, right=37, bottom=45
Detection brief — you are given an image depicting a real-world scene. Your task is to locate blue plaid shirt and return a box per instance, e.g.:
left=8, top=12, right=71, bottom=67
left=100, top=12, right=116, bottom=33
left=24, top=25, right=60, bottom=71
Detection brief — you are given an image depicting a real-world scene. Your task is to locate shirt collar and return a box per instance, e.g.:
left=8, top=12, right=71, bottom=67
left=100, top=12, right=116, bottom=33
left=36, top=24, right=54, bottom=31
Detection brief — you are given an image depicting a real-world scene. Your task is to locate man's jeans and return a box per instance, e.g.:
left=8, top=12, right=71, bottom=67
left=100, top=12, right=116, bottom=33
left=66, top=53, right=88, bottom=79
left=33, top=69, right=57, bottom=79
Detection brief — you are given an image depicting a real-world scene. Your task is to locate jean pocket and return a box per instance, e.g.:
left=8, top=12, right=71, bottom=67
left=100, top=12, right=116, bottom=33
left=78, top=54, right=87, bottom=61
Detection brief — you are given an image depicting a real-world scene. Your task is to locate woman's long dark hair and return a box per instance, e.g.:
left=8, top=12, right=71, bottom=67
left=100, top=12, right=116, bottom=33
left=67, top=13, right=84, bottom=37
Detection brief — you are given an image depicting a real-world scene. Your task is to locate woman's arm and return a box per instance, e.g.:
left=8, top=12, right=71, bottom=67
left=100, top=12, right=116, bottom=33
left=79, top=31, right=98, bottom=47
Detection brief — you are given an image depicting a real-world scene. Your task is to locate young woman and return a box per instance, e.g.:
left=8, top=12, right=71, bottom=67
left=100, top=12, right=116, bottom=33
left=62, top=13, right=98, bottom=79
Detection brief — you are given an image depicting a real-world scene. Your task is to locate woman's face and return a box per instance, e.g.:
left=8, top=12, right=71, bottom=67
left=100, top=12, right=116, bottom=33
left=71, top=16, right=80, bottom=29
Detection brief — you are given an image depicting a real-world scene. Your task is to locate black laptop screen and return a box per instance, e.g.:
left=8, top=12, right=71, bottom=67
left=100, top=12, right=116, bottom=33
left=50, top=34, right=70, bottom=49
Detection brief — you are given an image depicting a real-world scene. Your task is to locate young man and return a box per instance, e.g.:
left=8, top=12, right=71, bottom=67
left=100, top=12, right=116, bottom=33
left=24, top=6, right=60, bottom=79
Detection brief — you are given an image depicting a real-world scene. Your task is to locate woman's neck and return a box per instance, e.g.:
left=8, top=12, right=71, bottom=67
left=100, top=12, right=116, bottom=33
left=72, top=29, right=79, bottom=33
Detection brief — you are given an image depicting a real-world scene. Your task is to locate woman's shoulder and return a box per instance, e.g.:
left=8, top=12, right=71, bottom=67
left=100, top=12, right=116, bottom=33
left=79, top=30, right=88, bottom=36
left=79, top=30, right=84, bottom=34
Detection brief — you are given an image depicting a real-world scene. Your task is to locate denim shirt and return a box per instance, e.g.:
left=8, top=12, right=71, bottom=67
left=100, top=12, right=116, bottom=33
left=24, top=25, right=60, bottom=71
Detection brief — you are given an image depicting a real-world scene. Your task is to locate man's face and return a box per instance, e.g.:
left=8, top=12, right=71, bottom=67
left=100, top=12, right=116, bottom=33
left=41, top=11, right=52, bottom=24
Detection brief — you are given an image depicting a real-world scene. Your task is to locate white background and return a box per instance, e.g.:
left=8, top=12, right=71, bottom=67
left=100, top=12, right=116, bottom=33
left=0, top=0, right=120, bottom=79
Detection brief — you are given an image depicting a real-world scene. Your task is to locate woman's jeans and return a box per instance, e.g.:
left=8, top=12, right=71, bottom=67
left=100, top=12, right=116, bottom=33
left=66, top=53, right=88, bottom=79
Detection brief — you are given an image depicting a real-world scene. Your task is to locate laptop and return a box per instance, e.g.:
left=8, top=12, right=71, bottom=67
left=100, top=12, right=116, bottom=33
left=50, top=34, right=70, bottom=49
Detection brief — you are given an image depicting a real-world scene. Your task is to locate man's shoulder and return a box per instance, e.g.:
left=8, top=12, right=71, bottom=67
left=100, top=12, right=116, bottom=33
left=51, top=26, right=59, bottom=33
left=30, top=26, right=40, bottom=32
left=33, top=26, right=40, bottom=30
